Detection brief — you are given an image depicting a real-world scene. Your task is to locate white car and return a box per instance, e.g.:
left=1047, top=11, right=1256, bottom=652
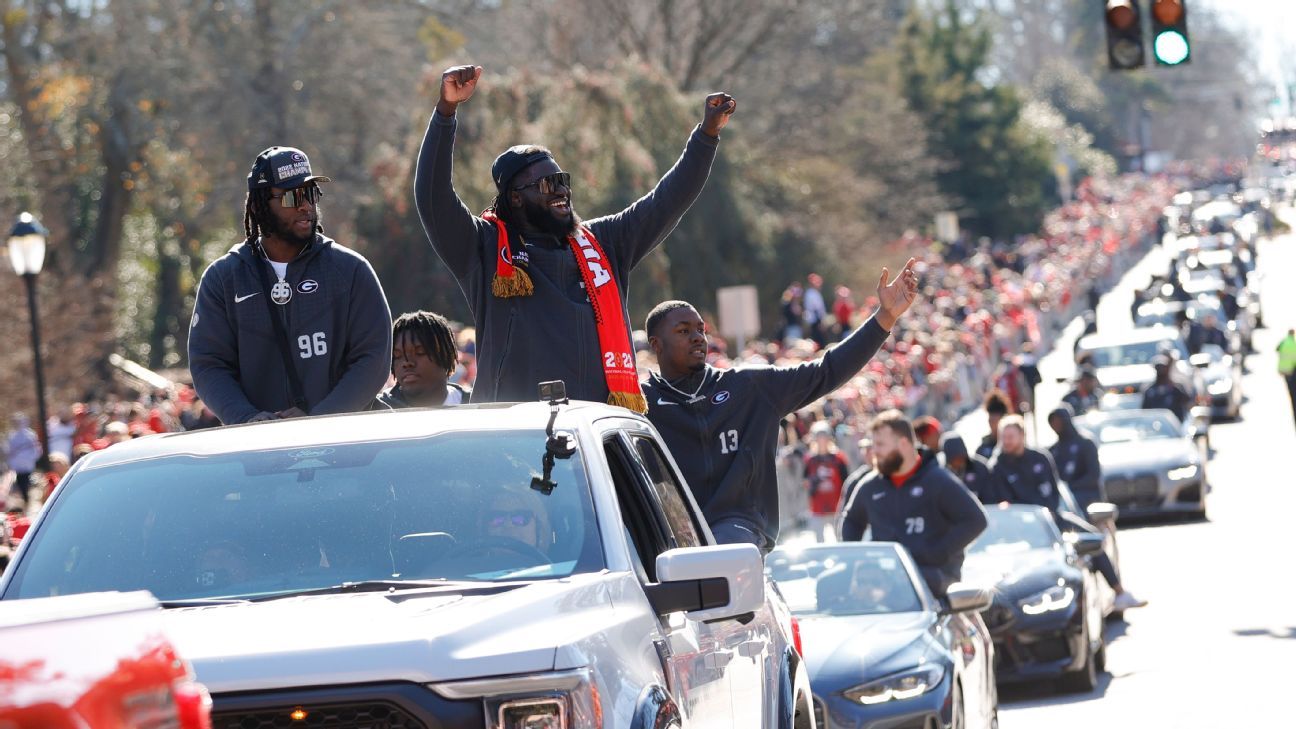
left=2, top=399, right=814, bottom=729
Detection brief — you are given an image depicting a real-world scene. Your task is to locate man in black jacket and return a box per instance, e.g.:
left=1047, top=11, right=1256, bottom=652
left=1142, top=354, right=1192, bottom=421
left=377, top=311, right=470, bottom=409
left=976, top=389, right=1012, bottom=460
left=643, top=260, right=918, bottom=552
left=840, top=411, right=987, bottom=596
left=1047, top=404, right=1103, bottom=511
left=940, top=432, right=996, bottom=504
left=415, top=64, right=735, bottom=408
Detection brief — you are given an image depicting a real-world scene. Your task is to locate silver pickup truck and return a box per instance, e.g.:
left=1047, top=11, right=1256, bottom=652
left=2, top=397, right=813, bottom=729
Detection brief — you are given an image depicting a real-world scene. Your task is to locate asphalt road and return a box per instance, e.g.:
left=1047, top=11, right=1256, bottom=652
left=996, top=226, right=1296, bottom=727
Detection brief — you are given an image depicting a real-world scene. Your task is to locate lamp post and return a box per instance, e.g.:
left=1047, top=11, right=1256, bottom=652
left=8, top=212, right=51, bottom=469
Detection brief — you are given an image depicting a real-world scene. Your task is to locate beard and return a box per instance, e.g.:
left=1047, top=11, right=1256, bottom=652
left=264, top=211, right=319, bottom=247
left=522, top=197, right=579, bottom=237
left=876, top=451, right=905, bottom=476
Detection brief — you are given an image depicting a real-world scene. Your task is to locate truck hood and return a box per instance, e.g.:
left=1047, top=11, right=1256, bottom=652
left=161, top=575, right=614, bottom=693
left=1098, top=439, right=1195, bottom=472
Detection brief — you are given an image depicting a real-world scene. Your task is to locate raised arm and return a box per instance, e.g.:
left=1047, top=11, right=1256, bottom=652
left=311, top=259, right=393, bottom=416
left=590, top=93, right=735, bottom=269
left=414, top=65, right=492, bottom=280
left=756, top=260, right=920, bottom=414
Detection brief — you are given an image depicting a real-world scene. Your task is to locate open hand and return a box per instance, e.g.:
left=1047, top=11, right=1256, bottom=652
left=701, top=93, right=736, bottom=137
left=437, top=65, right=482, bottom=116
left=874, top=257, right=919, bottom=331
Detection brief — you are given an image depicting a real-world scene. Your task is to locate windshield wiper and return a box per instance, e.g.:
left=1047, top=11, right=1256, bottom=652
left=159, top=597, right=253, bottom=608
left=248, top=579, right=519, bottom=602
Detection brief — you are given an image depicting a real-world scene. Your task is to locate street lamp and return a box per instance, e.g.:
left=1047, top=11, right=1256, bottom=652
left=8, top=212, right=51, bottom=469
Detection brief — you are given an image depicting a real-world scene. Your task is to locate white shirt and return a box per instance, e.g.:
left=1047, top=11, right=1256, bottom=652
left=269, top=260, right=289, bottom=280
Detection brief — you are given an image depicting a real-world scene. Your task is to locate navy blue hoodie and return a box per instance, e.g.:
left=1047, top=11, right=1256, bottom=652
left=840, top=449, right=987, bottom=594
left=1048, top=404, right=1103, bottom=507
left=940, top=433, right=997, bottom=503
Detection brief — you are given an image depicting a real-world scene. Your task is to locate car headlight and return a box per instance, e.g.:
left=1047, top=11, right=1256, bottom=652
left=843, top=665, right=944, bottom=705
left=1207, top=379, right=1232, bottom=395
left=1019, top=584, right=1076, bottom=615
left=431, top=669, right=602, bottom=729
left=1168, top=465, right=1199, bottom=481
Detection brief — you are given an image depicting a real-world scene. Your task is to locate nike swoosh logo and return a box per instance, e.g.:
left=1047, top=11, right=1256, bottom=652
left=655, top=398, right=680, bottom=406
left=234, top=293, right=259, bottom=303
left=872, top=492, right=886, bottom=500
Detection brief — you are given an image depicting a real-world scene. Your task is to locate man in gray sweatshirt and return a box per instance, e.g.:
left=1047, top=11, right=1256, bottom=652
left=189, top=147, right=392, bottom=425
left=414, top=65, right=735, bottom=407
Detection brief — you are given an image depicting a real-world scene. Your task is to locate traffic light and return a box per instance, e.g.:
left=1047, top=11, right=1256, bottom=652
left=1150, top=0, right=1190, bottom=66
left=1105, top=0, right=1145, bottom=71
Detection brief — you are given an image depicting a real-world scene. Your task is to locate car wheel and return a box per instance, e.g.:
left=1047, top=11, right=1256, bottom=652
left=1058, top=635, right=1098, bottom=694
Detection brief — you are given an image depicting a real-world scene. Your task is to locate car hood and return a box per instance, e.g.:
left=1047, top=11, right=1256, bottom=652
left=1098, top=439, right=1195, bottom=472
left=1095, top=364, right=1154, bottom=389
left=796, top=611, right=937, bottom=688
left=962, top=548, right=1077, bottom=600
left=162, top=575, right=615, bottom=693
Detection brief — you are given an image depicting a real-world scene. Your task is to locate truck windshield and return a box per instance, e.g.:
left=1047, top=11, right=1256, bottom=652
left=5, top=431, right=603, bottom=602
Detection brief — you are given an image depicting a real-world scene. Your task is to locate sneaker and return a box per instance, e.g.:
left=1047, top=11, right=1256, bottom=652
left=1113, top=591, right=1148, bottom=611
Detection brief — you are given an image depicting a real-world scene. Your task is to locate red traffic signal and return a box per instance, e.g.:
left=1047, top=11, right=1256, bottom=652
left=1105, top=0, right=1145, bottom=71
left=1107, top=0, right=1139, bottom=30
left=1152, top=0, right=1185, bottom=25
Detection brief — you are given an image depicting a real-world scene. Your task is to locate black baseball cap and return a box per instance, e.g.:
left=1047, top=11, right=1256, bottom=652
left=491, top=146, right=554, bottom=193
left=248, top=146, right=332, bottom=191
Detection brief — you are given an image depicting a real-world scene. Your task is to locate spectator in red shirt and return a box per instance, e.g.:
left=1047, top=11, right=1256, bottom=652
left=5, top=506, right=31, bottom=546
left=803, top=421, right=850, bottom=542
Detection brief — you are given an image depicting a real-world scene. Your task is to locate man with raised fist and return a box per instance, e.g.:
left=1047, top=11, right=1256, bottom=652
left=414, top=65, right=735, bottom=410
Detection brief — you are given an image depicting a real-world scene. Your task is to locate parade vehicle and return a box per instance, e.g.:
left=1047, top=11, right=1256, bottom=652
left=0, top=590, right=212, bottom=729
left=0, top=384, right=813, bottom=729
left=1189, top=344, right=1244, bottom=421
left=766, top=543, right=998, bottom=729
left=1132, top=296, right=1245, bottom=356
left=1074, top=326, right=1212, bottom=438
left=1075, top=409, right=1210, bottom=520
left=961, top=505, right=1111, bottom=694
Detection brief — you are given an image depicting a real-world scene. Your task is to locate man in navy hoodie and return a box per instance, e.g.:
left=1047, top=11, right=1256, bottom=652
left=189, top=147, right=392, bottom=425
left=840, top=411, right=987, bottom=596
left=643, top=260, right=918, bottom=552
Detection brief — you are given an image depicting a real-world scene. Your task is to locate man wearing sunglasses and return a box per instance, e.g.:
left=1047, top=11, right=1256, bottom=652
left=188, top=146, right=393, bottom=424
left=415, top=65, right=735, bottom=410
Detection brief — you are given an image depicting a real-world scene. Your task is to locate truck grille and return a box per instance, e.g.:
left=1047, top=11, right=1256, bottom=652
left=1103, top=475, right=1160, bottom=507
left=213, top=701, right=425, bottom=729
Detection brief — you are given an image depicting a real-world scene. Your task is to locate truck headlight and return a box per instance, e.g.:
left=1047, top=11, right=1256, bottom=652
left=431, top=669, right=602, bottom=729
left=1019, top=584, right=1076, bottom=615
left=843, top=665, right=944, bottom=705
left=1168, top=465, right=1199, bottom=481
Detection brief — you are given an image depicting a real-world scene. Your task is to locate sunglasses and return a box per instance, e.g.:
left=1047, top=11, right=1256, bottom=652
left=271, top=184, right=324, bottom=208
left=512, top=172, right=571, bottom=195
left=486, top=510, right=535, bottom=528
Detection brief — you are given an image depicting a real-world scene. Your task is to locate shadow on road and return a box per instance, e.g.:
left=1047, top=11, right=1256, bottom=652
left=997, top=620, right=1129, bottom=708
left=1233, top=626, right=1296, bottom=640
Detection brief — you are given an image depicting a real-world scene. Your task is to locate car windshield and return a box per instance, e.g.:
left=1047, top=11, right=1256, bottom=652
left=969, top=509, right=1057, bottom=554
left=1081, top=338, right=1177, bottom=368
left=1086, top=414, right=1182, bottom=444
left=4, top=431, right=603, bottom=602
left=766, top=546, right=923, bottom=617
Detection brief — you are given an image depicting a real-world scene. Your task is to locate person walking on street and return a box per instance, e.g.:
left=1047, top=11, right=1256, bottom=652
left=377, top=311, right=469, bottom=409
left=415, top=64, right=735, bottom=409
left=1062, top=366, right=1102, bottom=416
left=839, top=411, right=988, bottom=597
left=940, top=432, right=997, bottom=504
left=1141, top=354, right=1192, bottom=421
left=642, top=260, right=918, bottom=552
left=990, top=416, right=1146, bottom=611
left=1048, top=404, right=1103, bottom=512
left=4, top=415, right=41, bottom=505
left=803, top=421, right=849, bottom=542
left=189, top=147, right=393, bottom=424
left=1278, top=328, right=1296, bottom=427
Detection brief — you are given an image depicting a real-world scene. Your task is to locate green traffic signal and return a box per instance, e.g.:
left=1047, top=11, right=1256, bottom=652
left=1153, top=30, right=1190, bottom=65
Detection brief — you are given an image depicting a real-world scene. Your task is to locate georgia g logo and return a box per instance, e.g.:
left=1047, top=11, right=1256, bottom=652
left=711, top=391, right=731, bottom=405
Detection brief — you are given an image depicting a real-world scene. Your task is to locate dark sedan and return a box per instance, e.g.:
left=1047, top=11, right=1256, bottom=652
left=962, top=506, right=1108, bottom=693
left=767, top=543, right=998, bottom=729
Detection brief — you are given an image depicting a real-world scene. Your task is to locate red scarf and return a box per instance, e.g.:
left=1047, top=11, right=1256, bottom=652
left=482, top=211, right=646, bottom=414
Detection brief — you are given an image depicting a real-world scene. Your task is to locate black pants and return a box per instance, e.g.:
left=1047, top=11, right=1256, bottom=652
left=1287, top=372, right=1296, bottom=427
left=1056, top=511, right=1121, bottom=589
left=12, top=472, right=32, bottom=504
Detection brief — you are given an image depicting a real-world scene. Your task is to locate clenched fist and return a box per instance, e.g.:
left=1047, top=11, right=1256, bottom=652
left=437, top=65, right=483, bottom=117
left=701, top=93, right=737, bottom=137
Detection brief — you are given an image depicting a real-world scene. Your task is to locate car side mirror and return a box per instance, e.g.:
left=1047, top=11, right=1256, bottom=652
left=647, top=544, right=765, bottom=622
left=1086, top=502, right=1120, bottom=526
left=942, top=583, right=993, bottom=615
left=1064, top=531, right=1105, bottom=557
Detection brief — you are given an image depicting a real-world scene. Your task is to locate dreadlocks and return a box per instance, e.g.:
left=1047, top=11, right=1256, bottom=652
left=243, top=184, right=325, bottom=244
left=392, top=310, right=458, bottom=376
